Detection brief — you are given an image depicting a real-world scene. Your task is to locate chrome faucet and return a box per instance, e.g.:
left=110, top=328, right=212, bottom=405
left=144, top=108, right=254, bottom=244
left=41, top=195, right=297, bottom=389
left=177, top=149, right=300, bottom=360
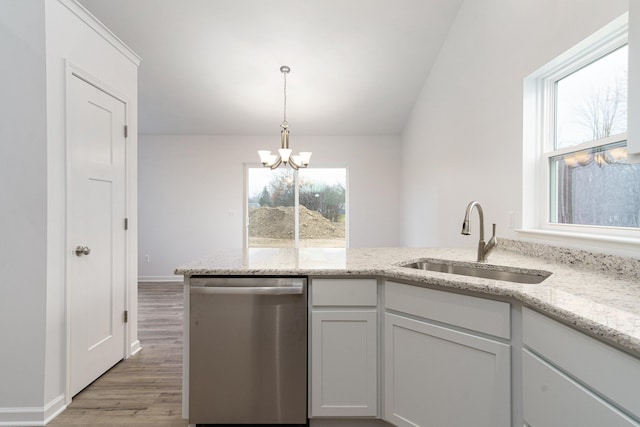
left=461, top=201, right=497, bottom=263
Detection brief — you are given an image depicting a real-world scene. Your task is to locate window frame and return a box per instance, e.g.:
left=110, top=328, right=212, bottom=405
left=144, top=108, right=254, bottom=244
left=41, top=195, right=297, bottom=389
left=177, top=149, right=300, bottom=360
left=521, top=13, right=640, bottom=256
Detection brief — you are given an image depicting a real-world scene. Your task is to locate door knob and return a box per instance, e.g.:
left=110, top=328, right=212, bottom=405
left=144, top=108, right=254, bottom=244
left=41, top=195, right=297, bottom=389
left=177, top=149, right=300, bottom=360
left=75, top=246, right=91, bottom=256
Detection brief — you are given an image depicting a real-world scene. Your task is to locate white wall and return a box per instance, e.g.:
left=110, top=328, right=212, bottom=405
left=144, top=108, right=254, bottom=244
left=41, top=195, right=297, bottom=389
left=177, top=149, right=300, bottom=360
left=138, top=135, right=401, bottom=280
left=0, top=0, right=139, bottom=423
left=0, top=0, right=48, bottom=410
left=400, top=0, right=629, bottom=248
left=44, top=0, right=140, bottom=414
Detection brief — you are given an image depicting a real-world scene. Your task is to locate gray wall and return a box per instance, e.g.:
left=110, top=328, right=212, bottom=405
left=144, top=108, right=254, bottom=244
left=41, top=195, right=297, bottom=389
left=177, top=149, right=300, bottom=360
left=0, top=0, right=140, bottom=418
left=400, top=0, right=629, bottom=249
left=0, top=0, right=48, bottom=407
left=138, top=135, right=401, bottom=280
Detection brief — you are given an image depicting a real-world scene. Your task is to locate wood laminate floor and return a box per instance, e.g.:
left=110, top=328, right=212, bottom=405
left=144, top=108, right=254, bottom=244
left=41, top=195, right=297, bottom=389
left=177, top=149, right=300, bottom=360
left=49, top=282, right=188, bottom=427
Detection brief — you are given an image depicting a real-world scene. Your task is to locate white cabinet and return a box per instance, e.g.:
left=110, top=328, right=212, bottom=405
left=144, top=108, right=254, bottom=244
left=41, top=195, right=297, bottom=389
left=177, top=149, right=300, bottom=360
left=306, top=279, right=640, bottom=427
left=522, top=308, right=640, bottom=427
left=311, top=310, right=378, bottom=417
left=384, top=282, right=511, bottom=427
left=310, top=279, right=378, bottom=417
left=523, top=349, right=639, bottom=427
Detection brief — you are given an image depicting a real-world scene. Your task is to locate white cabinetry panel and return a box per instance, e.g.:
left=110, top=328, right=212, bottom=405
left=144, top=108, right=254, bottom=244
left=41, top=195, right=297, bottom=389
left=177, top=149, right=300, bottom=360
left=312, top=278, right=377, bottom=306
left=385, top=281, right=510, bottom=339
left=523, top=349, right=639, bottom=427
left=311, top=310, right=378, bottom=417
left=384, top=313, right=511, bottom=427
left=523, top=308, right=640, bottom=419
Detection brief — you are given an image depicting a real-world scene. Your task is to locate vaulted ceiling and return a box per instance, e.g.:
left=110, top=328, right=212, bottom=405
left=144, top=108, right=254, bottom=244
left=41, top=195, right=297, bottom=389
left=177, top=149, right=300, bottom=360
left=78, top=0, right=462, bottom=135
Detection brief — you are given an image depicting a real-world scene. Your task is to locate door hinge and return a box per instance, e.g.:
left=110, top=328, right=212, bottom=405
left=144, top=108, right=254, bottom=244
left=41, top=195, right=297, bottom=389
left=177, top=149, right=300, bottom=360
left=124, top=310, right=129, bottom=323
left=124, top=125, right=128, bottom=138
left=124, top=218, right=129, bottom=230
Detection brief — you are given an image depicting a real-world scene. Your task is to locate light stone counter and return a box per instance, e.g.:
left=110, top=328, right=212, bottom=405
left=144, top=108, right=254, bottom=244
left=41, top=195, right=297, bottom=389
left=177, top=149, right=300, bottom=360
left=176, top=240, right=640, bottom=356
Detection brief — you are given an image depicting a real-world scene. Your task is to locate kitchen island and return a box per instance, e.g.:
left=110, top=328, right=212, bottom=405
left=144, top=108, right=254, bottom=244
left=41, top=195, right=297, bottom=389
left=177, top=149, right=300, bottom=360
left=177, top=240, right=640, bottom=427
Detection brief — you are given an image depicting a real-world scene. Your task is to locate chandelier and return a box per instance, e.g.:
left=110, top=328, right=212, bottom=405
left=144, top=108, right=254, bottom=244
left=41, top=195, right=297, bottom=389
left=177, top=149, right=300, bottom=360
left=258, top=65, right=312, bottom=170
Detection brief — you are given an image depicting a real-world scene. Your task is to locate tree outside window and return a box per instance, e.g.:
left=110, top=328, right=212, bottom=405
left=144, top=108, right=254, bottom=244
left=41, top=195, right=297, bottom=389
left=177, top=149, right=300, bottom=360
left=550, top=44, right=640, bottom=228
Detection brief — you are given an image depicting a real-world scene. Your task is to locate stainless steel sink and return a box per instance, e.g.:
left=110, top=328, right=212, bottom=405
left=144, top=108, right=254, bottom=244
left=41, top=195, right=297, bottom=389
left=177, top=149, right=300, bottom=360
left=399, top=259, right=550, bottom=284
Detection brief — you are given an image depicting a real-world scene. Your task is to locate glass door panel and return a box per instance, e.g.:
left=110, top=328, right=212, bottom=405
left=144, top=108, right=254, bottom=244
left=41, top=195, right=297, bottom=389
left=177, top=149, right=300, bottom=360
left=298, top=168, right=346, bottom=248
left=247, top=168, right=295, bottom=248
left=246, top=167, right=347, bottom=248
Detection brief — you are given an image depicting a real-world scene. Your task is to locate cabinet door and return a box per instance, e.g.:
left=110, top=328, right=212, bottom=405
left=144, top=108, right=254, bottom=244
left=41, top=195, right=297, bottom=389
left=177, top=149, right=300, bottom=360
left=523, top=349, right=640, bottom=427
left=311, top=310, right=378, bottom=417
left=384, top=313, right=511, bottom=427
left=523, top=308, right=640, bottom=419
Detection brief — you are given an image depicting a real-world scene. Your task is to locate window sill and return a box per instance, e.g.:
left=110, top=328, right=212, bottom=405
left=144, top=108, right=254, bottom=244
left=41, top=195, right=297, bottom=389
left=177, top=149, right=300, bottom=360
left=515, top=228, right=640, bottom=259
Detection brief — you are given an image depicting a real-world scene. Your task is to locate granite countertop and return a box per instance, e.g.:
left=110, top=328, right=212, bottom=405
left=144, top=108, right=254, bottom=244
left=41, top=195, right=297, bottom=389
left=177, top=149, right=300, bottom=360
left=176, top=240, right=640, bottom=356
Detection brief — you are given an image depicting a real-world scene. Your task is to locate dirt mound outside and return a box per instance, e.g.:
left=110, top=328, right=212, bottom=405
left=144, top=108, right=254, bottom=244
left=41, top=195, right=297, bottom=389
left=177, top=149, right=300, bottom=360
left=249, top=205, right=345, bottom=239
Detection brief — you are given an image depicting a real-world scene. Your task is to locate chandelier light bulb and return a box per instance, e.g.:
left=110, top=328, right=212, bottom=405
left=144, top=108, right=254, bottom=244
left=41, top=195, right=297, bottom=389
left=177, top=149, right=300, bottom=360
left=258, top=150, right=273, bottom=165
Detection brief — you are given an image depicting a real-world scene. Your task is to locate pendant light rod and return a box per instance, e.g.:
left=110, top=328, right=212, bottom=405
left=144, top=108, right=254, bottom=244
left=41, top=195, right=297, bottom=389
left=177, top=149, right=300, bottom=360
left=281, top=65, right=289, bottom=127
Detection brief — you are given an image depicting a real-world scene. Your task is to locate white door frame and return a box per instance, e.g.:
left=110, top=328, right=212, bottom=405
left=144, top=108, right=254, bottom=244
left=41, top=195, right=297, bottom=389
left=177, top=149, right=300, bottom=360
left=63, top=61, right=134, bottom=404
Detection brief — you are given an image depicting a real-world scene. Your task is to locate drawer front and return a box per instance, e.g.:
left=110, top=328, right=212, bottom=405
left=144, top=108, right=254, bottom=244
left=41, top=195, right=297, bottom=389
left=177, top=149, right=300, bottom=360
left=385, top=281, right=510, bottom=339
left=523, top=349, right=640, bottom=427
left=312, top=279, right=377, bottom=307
left=523, top=308, right=640, bottom=419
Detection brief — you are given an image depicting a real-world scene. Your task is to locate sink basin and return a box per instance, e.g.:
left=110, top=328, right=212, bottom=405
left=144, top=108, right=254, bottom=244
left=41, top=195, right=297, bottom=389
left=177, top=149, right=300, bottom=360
left=399, top=259, right=550, bottom=284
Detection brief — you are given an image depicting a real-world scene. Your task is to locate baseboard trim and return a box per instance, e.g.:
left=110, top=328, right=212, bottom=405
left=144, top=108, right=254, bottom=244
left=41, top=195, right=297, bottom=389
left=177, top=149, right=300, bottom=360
left=130, top=339, right=142, bottom=356
left=0, top=394, right=66, bottom=426
left=310, top=419, right=392, bottom=427
left=44, top=395, right=66, bottom=425
left=138, top=275, right=183, bottom=283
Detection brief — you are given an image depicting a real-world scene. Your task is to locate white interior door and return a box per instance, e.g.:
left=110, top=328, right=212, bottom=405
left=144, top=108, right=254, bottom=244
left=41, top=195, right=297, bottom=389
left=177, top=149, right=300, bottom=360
left=68, top=74, right=127, bottom=397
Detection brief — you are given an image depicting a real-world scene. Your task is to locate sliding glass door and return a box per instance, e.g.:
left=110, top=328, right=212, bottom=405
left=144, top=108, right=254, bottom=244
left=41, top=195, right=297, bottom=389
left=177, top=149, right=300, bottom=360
left=246, top=167, right=346, bottom=248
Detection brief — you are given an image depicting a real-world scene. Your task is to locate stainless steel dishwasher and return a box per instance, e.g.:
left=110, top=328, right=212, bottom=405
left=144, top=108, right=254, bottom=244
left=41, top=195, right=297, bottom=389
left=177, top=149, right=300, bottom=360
left=189, top=276, right=308, bottom=426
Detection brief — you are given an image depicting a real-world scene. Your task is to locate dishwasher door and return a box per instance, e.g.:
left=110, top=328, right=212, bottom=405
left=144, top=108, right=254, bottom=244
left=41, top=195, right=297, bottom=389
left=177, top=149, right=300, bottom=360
left=189, top=277, right=307, bottom=425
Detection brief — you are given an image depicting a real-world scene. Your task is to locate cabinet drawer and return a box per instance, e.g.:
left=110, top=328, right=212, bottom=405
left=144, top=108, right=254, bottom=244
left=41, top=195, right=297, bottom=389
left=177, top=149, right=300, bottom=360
left=523, top=349, right=639, bottom=427
left=385, top=281, right=510, bottom=339
left=523, top=308, right=640, bottom=419
left=312, top=279, right=377, bottom=307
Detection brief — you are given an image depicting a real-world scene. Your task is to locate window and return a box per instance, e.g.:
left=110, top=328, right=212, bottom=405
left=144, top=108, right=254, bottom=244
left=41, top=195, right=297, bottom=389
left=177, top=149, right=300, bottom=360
left=523, top=13, right=640, bottom=254
left=549, top=45, right=640, bottom=228
left=245, top=167, right=347, bottom=248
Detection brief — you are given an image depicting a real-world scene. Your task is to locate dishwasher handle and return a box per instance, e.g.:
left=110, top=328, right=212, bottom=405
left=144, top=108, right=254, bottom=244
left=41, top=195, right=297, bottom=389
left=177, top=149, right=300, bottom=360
left=191, top=285, right=303, bottom=295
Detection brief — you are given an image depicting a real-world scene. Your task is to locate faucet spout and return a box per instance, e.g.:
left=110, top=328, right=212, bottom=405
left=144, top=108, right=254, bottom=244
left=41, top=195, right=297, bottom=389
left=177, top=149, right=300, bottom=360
left=461, top=201, right=496, bottom=263
left=462, top=201, right=484, bottom=240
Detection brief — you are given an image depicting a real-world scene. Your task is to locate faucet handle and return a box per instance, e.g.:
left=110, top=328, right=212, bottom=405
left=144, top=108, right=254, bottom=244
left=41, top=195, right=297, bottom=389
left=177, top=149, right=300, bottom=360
left=488, top=223, right=498, bottom=249
left=482, top=223, right=498, bottom=262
